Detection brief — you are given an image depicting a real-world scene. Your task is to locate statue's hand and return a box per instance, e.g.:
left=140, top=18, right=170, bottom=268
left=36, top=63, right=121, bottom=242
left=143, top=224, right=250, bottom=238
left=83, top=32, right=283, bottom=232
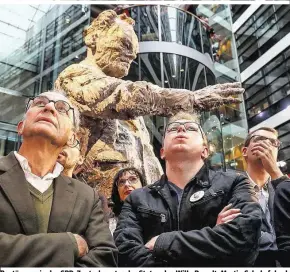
left=192, top=82, right=244, bottom=111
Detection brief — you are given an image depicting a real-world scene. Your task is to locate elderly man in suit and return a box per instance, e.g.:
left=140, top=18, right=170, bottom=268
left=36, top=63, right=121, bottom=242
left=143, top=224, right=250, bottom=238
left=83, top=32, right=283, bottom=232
left=0, top=91, right=118, bottom=267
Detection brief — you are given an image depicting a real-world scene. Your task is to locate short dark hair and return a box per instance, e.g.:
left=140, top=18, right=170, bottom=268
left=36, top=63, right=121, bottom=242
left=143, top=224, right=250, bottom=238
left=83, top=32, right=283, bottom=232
left=244, top=126, right=278, bottom=147
left=111, top=167, right=147, bottom=216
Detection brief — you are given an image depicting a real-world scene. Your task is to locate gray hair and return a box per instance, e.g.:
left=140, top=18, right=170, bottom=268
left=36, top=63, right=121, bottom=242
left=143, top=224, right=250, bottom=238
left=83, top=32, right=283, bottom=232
left=24, top=90, right=81, bottom=131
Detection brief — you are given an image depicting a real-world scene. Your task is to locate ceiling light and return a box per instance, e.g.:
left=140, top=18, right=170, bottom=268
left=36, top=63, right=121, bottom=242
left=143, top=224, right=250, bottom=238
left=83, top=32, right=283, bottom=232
left=172, top=75, right=176, bottom=78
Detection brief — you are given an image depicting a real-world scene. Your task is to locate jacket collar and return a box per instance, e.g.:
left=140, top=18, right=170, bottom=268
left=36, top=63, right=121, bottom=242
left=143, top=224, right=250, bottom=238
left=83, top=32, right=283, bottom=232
left=149, top=163, right=211, bottom=192
left=47, top=175, right=78, bottom=233
left=0, top=152, right=38, bottom=234
left=0, top=152, right=77, bottom=234
left=0, top=151, right=19, bottom=172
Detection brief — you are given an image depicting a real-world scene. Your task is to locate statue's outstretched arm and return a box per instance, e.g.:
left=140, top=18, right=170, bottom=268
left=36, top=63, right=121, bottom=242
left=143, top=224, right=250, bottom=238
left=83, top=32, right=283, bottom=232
left=55, top=64, right=244, bottom=119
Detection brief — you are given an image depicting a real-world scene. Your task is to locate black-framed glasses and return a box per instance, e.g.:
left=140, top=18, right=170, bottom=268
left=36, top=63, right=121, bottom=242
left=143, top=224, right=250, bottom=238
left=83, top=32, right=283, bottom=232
left=118, top=175, right=140, bottom=187
left=26, top=96, right=75, bottom=126
left=166, top=121, right=201, bottom=134
left=66, top=139, right=80, bottom=149
left=250, top=135, right=282, bottom=148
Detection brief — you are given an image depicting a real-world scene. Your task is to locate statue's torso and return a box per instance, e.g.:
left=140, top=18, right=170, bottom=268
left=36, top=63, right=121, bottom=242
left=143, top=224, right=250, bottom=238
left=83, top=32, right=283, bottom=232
left=55, top=63, right=163, bottom=196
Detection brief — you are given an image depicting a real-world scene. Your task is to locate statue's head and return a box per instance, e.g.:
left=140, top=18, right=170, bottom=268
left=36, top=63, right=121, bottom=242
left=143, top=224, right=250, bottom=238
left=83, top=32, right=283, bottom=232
left=84, top=10, right=139, bottom=78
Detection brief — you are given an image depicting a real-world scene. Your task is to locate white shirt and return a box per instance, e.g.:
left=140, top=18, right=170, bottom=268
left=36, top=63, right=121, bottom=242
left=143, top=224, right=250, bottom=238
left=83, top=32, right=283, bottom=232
left=14, top=151, right=63, bottom=193
left=246, top=171, right=270, bottom=210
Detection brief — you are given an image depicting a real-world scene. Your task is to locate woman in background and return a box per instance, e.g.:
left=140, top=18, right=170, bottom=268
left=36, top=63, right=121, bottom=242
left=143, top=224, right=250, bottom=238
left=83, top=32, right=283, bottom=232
left=110, top=167, right=147, bottom=233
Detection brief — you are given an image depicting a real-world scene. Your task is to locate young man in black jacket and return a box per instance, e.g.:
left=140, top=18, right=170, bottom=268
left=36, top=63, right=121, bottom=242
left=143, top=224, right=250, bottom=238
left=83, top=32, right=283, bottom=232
left=114, top=112, right=262, bottom=267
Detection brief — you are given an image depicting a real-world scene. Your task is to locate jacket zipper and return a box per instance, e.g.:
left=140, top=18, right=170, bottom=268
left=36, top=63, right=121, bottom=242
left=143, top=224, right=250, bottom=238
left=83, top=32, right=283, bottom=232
left=177, top=190, right=185, bottom=230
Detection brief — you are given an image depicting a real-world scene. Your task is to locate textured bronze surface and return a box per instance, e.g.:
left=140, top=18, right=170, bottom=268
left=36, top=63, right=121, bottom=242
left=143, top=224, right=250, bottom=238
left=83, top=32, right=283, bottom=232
left=55, top=10, right=244, bottom=197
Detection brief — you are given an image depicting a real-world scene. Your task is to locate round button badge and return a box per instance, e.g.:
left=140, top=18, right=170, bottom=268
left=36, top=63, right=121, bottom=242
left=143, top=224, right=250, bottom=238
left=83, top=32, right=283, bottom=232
left=190, top=191, right=205, bottom=202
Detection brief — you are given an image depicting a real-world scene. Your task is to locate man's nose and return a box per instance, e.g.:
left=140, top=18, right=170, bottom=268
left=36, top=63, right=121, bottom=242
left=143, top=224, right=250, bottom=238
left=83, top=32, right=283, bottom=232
left=44, top=102, right=57, bottom=115
left=177, top=125, right=186, bottom=133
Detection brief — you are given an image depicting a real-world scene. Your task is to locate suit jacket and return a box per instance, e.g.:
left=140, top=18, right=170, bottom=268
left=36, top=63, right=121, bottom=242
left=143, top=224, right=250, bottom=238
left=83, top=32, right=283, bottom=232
left=244, top=171, right=287, bottom=266
left=274, top=178, right=290, bottom=266
left=257, top=178, right=284, bottom=234
left=0, top=152, right=118, bottom=267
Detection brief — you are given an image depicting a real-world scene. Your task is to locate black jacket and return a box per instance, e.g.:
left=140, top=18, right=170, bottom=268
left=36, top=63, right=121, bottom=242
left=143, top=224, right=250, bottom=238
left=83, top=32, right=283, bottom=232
left=114, top=166, right=262, bottom=267
left=248, top=176, right=285, bottom=267
left=273, top=177, right=290, bottom=266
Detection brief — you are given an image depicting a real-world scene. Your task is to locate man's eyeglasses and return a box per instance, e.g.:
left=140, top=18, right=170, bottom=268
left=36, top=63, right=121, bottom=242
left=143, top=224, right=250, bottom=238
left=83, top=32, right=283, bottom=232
left=118, top=175, right=140, bottom=187
left=166, top=121, right=201, bottom=134
left=250, top=135, right=281, bottom=148
left=66, top=139, right=80, bottom=150
left=26, top=96, right=76, bottom=127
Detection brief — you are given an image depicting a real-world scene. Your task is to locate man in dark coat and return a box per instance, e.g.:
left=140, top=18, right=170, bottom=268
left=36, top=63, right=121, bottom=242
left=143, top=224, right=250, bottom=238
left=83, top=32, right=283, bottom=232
left=0, top=91, right=118, bottom=267
left=114, top=112, right=262, bottom=267
left=241, top=126, right=288, bottom=266
left=273, top=177, right=290, bottom=265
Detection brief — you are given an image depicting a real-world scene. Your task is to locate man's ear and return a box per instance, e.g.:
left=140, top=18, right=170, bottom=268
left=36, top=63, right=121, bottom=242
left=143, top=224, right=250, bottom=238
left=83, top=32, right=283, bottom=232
left=201, top=146, right=209, bottom=160
left=17, top=121, right=24, bottom=135
left=68, top=131, right=76, bottom=146
left=160, top=147, right=165, bottom=160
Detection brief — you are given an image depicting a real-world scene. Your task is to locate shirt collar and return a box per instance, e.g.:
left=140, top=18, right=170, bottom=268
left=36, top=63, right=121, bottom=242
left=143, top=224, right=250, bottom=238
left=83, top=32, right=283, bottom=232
left=14, top=151, right=63, bottom=179
left=246, top=171, right=269, bottom=191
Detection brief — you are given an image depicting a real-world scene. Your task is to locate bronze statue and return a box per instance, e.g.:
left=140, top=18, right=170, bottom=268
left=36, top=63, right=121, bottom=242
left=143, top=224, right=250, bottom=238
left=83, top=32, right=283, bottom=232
left=55, top=10, right=243, bottom=196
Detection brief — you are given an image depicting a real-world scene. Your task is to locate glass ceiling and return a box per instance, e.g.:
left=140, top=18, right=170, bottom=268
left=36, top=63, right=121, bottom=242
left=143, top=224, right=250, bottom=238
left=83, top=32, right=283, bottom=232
left=0, top=4, right=54, bottom=60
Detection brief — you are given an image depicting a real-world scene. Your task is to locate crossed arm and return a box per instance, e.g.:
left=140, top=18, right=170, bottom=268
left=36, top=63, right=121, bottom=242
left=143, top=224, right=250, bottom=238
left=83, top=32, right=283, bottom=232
left=114, top=176, right=261, bottom=267
left=0, top=190, right=117, bottom=267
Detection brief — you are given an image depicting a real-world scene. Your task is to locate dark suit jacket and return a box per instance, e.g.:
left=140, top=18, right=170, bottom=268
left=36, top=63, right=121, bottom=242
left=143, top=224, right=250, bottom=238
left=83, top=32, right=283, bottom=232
left=246, top=173, right=285, bottom=266
left=239, top=171, right=282, bottom=234
left=274, top=177, right=290, bottom=266
left=0, top=152, right=118, bottom=267
left=259, top=178, right=284, bottom=235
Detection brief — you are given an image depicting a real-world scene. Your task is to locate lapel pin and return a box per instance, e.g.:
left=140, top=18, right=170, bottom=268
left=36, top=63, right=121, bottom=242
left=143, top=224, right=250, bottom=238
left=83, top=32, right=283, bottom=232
left=190, top=190, right=205, bottom=202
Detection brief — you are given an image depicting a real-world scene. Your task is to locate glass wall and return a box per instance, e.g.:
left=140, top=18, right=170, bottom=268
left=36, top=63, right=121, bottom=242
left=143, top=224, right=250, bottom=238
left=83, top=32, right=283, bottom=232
left=231, top=5, right=250, bottom=23
left=160, top=6, right=204, bottom=52
left=196, top=4, right=238, bottom=77
left=243, top=45, right=290, bottom=128
left=235, top=5, right=290, bottom=72
left=0, top=127, right=19, bottom=156
left=195, top=4, right=248, bottom=171
left=0, top=4, right=91, bottom=156
left=276, top=120, right=290, bottom=174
